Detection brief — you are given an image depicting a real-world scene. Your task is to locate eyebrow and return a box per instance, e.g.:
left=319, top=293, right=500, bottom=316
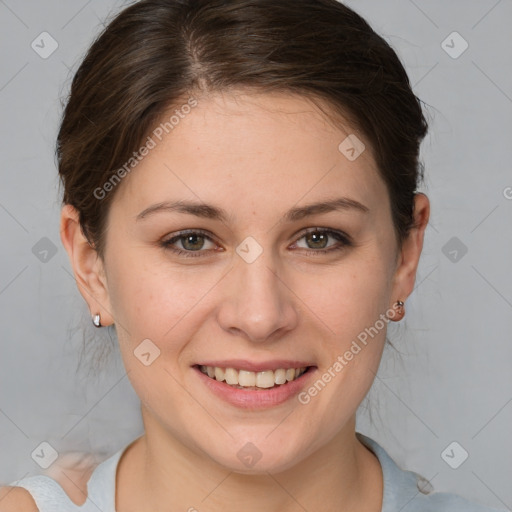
left=135, top=197, right=369, bottom=223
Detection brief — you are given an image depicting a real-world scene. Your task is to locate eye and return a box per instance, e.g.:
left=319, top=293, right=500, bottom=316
left=160, top=229, right=218, bottom=258
left=293, top=228, right=352, bottom=255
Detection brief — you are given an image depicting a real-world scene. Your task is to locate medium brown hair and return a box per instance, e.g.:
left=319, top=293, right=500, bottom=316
left=57, top=0, right=428, bottom=260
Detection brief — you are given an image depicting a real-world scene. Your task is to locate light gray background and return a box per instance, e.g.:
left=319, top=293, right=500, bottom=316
left=0, top=0, right=511, bottom=509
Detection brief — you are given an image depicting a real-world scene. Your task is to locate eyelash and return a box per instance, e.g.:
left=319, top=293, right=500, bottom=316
left=160, top=228, right=352, bottom=258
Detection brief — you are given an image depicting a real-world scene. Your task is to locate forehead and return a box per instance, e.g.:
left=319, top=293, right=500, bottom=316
left=110, top=90, right=387, bottom=221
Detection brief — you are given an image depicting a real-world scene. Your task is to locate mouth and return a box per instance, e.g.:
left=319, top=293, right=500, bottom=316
left=195, top=364, right=312, bottom=390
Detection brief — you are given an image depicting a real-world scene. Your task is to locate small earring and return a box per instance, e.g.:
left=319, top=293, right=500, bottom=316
left=92, top=313, right=102, bottom=328
left=393, top=300, right=405, bottom=321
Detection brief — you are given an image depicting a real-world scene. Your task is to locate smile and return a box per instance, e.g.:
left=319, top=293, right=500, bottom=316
left=197, top=365, right=310, bottom=390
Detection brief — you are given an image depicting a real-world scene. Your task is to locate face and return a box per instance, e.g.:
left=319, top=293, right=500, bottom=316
left=67, top=90, right=427, bottom=474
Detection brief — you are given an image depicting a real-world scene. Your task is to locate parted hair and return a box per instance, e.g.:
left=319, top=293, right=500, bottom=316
left=57, top=0, right=428, bottom=260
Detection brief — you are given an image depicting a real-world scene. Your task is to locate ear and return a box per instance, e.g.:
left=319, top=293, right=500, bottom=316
left=389, top=193, right=430, bottom=316
left=59, top=204, right=114, bottom=326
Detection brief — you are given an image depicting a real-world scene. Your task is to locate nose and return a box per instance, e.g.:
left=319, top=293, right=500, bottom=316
left=216, top=243, right=299, bottom=343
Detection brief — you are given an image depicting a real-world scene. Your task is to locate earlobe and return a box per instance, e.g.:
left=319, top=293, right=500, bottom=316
left=389, top=193, right=430, bottom=314
left=59, top=204, right=114, bottom=327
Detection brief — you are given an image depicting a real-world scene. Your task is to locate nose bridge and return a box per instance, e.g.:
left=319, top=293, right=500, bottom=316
left=218, top=235, right=297, bottom=342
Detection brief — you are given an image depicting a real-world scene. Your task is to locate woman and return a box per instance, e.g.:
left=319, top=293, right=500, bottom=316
left=1, top=0, right=506, bottom=511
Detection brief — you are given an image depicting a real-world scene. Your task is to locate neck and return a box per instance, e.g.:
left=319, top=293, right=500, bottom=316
left=117, top=412, right=382, bottom=512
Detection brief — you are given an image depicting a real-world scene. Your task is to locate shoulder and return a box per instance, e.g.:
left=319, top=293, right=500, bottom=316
left=0, top=452, right=98, bottom=511
left=41, top=451, right=97, bottom=505
left=385, top=461, right=507, bottom=512
left=0, top=486, right=39, bottom=512
left=385, top=463, right=507, bottom=512
left=356, top=433, right=508, bottom=512
left=410, top=488, right=508, bottom=512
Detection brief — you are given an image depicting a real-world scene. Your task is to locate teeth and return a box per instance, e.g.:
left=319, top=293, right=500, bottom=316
left=238, top=370, right=256, bottom=387
left=256, top=370, right=275, bottom=389
left=224, top=367, right=238, bottom=385
left=214, top=367, right=225, bottom=382
left=199, top=366, right=308, bottom=389
left=274, top=368, right=287, bottom=385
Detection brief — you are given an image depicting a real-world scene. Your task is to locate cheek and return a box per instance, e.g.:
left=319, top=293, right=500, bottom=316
left=298, top=250, right=394, bottom=339
left=295, top=247, right=393, bottom=414
left=106, top=253, right=223, bottom=345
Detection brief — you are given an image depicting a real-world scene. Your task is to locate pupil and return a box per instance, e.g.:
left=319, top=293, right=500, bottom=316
left=309, top=232, right=327, bottom=248
left=184, top=234, right=203, bottom=250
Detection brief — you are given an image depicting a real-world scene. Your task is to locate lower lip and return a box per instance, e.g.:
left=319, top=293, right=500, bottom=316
left=193, top=366, right=316, bottom=409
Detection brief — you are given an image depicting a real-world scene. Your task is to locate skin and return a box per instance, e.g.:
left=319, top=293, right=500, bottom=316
left=60, top=90, right=429, bottom=512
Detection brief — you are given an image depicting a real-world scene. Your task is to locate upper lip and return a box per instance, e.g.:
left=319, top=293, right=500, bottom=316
left=195, top=360, right=315, bottom=372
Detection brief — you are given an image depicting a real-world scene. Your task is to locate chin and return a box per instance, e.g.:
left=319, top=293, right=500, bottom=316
left=202, top=434, right=313, bottom=475
left=219, top=452, right=301, bottom=475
